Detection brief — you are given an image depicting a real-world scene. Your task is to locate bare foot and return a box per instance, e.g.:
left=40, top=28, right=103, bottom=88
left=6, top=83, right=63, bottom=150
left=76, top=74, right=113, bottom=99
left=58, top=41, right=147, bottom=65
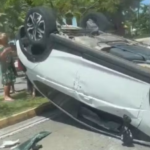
left=32, top=88, right=36, bottom=98
left=32, top=91, right=35, bottom=98
left=4, top=96, right=14, bottom=101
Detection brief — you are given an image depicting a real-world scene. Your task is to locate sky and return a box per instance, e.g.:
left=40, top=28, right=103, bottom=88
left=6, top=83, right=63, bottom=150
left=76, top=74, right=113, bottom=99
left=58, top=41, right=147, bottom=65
left=142, top=0, right=150, bottom=4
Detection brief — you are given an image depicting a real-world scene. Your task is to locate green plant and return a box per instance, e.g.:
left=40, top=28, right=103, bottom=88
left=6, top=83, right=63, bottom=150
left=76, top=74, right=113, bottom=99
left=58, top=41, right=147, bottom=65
left=0, top=92, right=48, bottom=118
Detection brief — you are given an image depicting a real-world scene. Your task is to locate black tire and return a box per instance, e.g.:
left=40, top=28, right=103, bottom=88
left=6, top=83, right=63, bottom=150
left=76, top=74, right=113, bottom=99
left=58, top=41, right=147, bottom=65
left=80, top=12, right=113, bottom=32
left=24, top=6, right=57, bottom=48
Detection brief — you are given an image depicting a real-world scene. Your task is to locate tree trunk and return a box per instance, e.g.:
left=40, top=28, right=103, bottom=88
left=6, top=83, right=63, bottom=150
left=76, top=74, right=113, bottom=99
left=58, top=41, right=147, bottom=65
left=112, top=8, right=125, bottom=36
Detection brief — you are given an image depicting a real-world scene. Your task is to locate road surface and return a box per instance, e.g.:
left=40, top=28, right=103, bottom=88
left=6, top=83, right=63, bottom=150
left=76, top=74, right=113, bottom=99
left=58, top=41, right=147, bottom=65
left=0, top=108, right=149, bottom=150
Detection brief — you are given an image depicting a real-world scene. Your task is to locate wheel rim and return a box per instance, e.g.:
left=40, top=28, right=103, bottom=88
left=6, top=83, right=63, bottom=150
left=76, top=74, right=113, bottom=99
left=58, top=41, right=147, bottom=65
left=26, top=12, right=45, bottom=41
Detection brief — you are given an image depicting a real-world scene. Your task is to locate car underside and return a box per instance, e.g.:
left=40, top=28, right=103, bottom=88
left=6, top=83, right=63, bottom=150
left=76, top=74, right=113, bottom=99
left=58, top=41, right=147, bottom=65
left=16, top=6, right=150, bottom=146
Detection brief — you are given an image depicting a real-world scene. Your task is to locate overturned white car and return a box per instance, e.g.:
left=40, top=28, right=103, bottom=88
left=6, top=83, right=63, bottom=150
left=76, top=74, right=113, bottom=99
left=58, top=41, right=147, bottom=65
left=16, top=6, right=150, bottom=146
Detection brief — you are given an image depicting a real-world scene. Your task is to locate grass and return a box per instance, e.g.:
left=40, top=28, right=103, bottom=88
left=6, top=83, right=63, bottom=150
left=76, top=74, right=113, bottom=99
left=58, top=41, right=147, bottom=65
left=0, top=92, right=49, bottom=118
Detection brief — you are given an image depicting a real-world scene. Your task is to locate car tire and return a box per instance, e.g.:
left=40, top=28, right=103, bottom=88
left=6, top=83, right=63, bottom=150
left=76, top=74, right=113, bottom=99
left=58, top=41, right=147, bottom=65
left=80, top=12, right=113, bottom=32
left=24, top=6, right=57, bottom=48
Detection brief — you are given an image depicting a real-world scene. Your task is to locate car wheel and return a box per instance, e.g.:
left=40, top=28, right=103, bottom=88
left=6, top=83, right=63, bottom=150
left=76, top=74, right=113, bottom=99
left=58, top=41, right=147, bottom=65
left=24, top=6, right=57, bottom=48
left=80, top=12, right=113, bottom=32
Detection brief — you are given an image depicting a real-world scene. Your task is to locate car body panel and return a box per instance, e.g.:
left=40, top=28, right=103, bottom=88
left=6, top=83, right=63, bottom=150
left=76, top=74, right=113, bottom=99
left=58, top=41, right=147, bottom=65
left=76, top=57, right=149, bottom=120
left=16, top=39, right=149, bottom=129
left=17, top=41, right=38, bottom=70
left=37, top=49, right=82, bottom=98
left=16, top=28, right=150, bottom=138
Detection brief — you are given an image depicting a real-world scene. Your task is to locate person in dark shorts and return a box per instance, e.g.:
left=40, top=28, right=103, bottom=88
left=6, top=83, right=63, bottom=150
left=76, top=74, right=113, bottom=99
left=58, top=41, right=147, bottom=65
left=8, top=40, right=17, bottom=93
left=0, top=33, right=16, bottom=101
left=26, top=75, right=35, bottom=97
left=18, top=59, right=36, bottom=97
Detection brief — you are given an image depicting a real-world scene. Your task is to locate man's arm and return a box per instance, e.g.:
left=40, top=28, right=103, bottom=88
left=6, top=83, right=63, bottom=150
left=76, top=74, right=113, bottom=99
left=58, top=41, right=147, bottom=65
left=0, top=47, right=12, bottom=60
left=11, top=54, right=18, bottom=76
left=12, top=64, right=17, bottom=76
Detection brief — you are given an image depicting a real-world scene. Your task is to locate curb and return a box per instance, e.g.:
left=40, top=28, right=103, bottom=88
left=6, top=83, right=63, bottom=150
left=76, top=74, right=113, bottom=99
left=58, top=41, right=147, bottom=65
left=0, top=102, right=54, bottom=129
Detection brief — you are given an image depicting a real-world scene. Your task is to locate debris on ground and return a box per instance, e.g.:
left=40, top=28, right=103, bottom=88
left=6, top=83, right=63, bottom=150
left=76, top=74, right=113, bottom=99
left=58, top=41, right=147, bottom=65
left=0, top=139, right=19, bottom=149
left=14, top=131, right=50, bottom=150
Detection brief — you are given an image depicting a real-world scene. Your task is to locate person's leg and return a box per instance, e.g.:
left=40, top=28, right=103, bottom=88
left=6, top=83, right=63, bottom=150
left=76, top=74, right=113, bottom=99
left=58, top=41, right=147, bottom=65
left=26, top=76, right=32, bottom=94
left=2, top=69, right=15, bottom=101
left=11, top=84, right=15, bottom=93
left=26, top=75, right=35, bottom=97
left=32, top=87, right=35, bottom=97
left=4, top=84, right=13, bottom=101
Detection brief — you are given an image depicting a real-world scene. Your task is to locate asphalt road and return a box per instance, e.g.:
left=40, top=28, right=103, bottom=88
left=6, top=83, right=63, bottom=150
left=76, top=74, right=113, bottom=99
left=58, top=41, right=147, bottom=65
left=0, top=108, right=150, bottom=150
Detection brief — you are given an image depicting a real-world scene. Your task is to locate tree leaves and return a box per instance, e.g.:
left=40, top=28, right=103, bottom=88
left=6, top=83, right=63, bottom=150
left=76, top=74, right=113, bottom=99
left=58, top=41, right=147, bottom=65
left=0, top=0, right=149, bottom=38
left=0, top=0, right=29, bottom=38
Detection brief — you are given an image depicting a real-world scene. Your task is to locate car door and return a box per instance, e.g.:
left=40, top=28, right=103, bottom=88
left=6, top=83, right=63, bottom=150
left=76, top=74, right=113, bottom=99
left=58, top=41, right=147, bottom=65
left=38, top=49, right=82, bottom=99
left=75, top=57, right=149, bottom=126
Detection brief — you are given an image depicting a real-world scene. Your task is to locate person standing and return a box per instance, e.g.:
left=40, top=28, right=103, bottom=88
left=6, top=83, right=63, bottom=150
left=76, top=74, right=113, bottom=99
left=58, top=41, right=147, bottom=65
left=0, top=33, right=16, bottom=101
left=9, top=40, right=17, bottom=93
left=26, top=75, right=35, bottom=97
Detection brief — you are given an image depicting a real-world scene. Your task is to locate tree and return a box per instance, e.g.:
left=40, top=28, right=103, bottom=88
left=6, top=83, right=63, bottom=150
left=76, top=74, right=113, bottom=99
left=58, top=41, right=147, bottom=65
left=0, top=0, right=148, bottom=37
left=0, top=0, right=29, bottom=38
left=132, top=4, right=150, bottom=36
left=0, top=0, right=122, bottom=36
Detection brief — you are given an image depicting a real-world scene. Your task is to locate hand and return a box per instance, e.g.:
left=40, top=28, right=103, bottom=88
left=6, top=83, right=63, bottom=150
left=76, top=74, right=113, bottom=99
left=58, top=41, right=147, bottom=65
left=4, top=47, right=12, bottom=54
left=0, top=47, right=12, bottom=60
left=3, top=48, right=12, bottom=58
